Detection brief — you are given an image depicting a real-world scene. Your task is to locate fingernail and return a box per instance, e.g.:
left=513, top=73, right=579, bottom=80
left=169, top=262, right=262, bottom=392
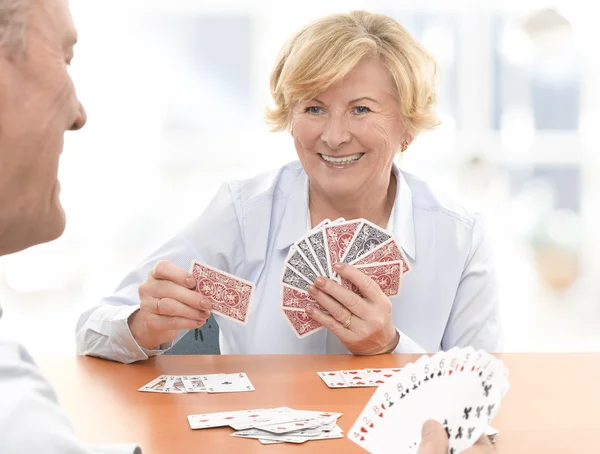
left=315, top=277, right=326, bottom=287
left=421, top=420, right=441, bottom=438
left=185, top=276, right=196, bottom=288
left=305, top=305, right=314, bottom=314
left=307, top=285, right=318, bottom=295
left=333, top=262, right=343, bottom=271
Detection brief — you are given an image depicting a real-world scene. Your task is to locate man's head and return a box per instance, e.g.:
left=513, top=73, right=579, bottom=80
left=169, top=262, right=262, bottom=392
left=0, top=0, right=86, bottom=256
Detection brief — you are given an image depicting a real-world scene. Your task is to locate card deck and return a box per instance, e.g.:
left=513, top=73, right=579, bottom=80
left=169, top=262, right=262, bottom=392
left=191, top=261, right=254, bottom=325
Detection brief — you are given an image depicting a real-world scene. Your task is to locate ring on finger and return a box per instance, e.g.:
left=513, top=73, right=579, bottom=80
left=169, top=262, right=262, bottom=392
left=342, top=314, right=352, bottom=329
left=156, top=298, right=162, bottom=315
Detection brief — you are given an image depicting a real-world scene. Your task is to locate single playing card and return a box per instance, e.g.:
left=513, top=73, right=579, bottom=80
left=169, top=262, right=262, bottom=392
left=317, top=371, right=349, bottom=388
left=296, top=238, right=326, bottom=276
left=188, top=408, right=272, bottom=429
left=306, top=228, right=331, bottom=278
left=365, top=368, right=404, bottom=385
left=191, top=261, right=254, bottom=325
left=138, top=375, right=168, bottom=393
left=342, top=220, right=392, bottom=264
left=281, top=266, right=312, bottom=292
left=323, top=220, right=362, bottom=277
left=286, top=247, right=319, bottom=283
left=253, top=420, right=322, bottom=435
left=281, top=308, right=324, bottom=338
left=200, top=372, right=255, bottom=393
left=180, top=375, right=207, bottom=393
left=340, top=369, right=376, bottom=387
left=163, top=375, right=187, bottom=393
left=341, top=261, right=403, bottom=297
left=351, top=238, right=411, bottom=275
left=280, top=285, right=326, bottom=312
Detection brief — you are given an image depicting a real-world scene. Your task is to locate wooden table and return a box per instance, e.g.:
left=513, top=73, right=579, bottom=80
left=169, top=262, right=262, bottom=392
left=38, top=354, right=600, bottom=454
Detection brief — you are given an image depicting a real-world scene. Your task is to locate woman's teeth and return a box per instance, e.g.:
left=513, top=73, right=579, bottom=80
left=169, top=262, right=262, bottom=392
left=320, top=153, right=364, bottom=164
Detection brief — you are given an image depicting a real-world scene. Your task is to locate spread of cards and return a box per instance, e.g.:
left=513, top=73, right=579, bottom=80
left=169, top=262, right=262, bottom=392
left=138, top=373, right=254, bottom=394
left=349, top=347, right=509, bottom=453
left=188, top=407, right=344, bottom=445
left=318, top=367, right=404, bottom=388
left=281, top=217, right=410, bottom=338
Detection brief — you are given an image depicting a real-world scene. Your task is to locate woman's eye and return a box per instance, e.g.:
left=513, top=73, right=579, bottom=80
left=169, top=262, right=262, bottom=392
left=305, top=106, right=323, bottom=115
left=353, top=106, right=371, bottom=115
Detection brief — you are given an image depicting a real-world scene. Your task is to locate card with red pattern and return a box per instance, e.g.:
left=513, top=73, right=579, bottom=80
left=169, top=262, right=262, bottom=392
left=351, top=238, right=411, bottom=275
left=191, top=261, right=254, bottom=325
left=323, top=220, right=362, bottom=281
left=341, top=260, right=403, bottom=298
left=281, top=308, right=324, bottom=338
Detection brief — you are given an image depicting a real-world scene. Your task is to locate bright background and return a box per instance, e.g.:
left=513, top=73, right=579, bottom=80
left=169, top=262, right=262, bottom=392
left=1, top=0, right=599, bottom=355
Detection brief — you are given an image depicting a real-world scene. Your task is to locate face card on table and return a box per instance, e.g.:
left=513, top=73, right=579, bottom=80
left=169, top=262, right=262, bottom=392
left=180, top=375, right=207, bottom=393
left=342, top=220, right=392, bottom=264
left=164, top=375, right=187, bottom=393
left=191, top=261, right=254, bottom=325
left=200, top=372, right=255, bottom=393
left=138, top=375, right=168, bottom=393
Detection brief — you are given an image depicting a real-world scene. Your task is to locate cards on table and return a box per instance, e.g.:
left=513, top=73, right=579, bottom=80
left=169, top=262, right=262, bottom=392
left=348, top=347, right=510, bottom=454
left=138, top=373, right=254, bottom=394
left=190, top=261, right=255, bottom=325
left=188, top=407, right=343, bottom=445
left=280, top=217, right=411, bottom=338
left=317, top=368, right=403, bottom=388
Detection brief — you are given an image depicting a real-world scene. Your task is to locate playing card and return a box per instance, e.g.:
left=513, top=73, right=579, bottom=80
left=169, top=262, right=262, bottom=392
left=191, top=261, right=254, bottom=325
left=200, top=372, right=255, bottom=393
left=280, top=285, right=326, bottom=312
left=306, top=228, right=331, bottom=278
left=341, top=261, right=403, bottom=297
left=340, top=369, right=376, bottom=387
left=323, top=220, right=362, bottom=278
left=254, top=420, right=321, bottom=435
left=317, top=371, right=349, bottom=388
left=364, top=368, right=404, bottom=385
left=163, top=375, right=187, bottom=393
left=286, top=247, right=320, bottom=283
left=281, top=266, right=312, bottom=292
left=342, top=220, right=392, bottom=264
left=138, top=375, right=168, bottom=393
left=232, top=425, right=344, bottom=443
left=351, top=238, right=411, bottom=275
left=296, top=238, right=326, bottom=276
left=188, top=408, right=272, bottom=429
left=180, top=375, right=207, bottom=393
left=281, top=308, right=324, bottom=338
left=229, top=407, right=323, bottom=430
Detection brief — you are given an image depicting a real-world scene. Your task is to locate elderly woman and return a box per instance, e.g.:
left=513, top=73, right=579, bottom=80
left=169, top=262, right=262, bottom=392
left=76, top=11, right=501, bottom=362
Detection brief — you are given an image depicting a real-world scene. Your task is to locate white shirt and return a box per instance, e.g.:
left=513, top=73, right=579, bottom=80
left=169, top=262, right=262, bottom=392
left=0, top=305, right=141, bottom=454
left=76, top=160, right=502, bottom=363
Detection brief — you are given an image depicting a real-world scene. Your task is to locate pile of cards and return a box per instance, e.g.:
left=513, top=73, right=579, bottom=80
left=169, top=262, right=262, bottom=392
left=138, top=373, right=255, bottom=394
left=318, top=367, right=403, bottom=388
left=348, top=347, right=509, bottom=453
left=280, top=218, right=411, bottom=338
left=188, top=407, right=344, bottom=445
left=190, top=261, right=255, bottom=325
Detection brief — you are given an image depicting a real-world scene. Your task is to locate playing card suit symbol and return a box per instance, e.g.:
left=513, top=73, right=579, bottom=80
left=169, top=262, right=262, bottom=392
left=384, top=374, right=393, bottom=378
left=349, top=371, right=358, bottom=374
left=449, top=370, right=453, bottom=376
left=357, top=381, right=366, bottom=385
left=438, top=371, right=442, bottom=377
left=359, top=436, right=365, bottom=441
left=369, top=422, right=374, bottom=428
left=460, top=366, right=465, bottom=372
left=393, top=369, right=401, bottom=372
left=337, top=382, right=345, bottom=386
left=360, top=427, right=369, bottom=433
left=295, top=423, right=305, bottom=426
left=328, top=373, right=336, bottom=376
left=375, top=380, right=385, bottom=384
left=199, top=419, right=210, bottom=422
left=381, top=403, right=386, bottom=410
left=373, top=370, right=382, bottom=373
left=224, top=417, right=235, bottom=420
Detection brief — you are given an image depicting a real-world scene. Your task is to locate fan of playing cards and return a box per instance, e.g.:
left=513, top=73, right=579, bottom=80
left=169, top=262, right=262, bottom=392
left=349, top=347, right=509, bottom=454
left=280, top=217, right=410, bottom=338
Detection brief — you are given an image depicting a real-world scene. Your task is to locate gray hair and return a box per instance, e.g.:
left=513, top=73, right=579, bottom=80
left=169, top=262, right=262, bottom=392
left=0, top=0, right=31, bottom=51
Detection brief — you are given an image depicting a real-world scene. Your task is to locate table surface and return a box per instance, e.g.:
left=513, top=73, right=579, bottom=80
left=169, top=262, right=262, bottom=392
left=38, top=354, right=600, bottom=454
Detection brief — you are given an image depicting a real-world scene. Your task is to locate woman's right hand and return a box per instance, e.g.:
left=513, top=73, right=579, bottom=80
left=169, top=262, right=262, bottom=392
left=128, top=260, right=213, bottom=350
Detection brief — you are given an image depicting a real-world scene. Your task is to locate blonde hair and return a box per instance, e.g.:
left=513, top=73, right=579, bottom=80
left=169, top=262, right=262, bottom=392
left=266, top=10, right=440, bottom=137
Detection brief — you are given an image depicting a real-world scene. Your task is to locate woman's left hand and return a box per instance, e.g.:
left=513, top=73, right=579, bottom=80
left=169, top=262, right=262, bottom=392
left=305, top=262, right=400, bottom=355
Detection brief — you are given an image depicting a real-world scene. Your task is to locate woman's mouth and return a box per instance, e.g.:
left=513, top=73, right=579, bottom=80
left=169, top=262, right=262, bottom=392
left=319, top=153, right=365, bottom=166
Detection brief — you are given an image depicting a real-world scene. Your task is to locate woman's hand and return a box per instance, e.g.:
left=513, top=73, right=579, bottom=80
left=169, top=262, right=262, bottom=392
left=418, top=420, right=494, bottom=454
left=128, top=260, right=212, bottom=350
left=306, top=262, right=399, bottom=355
